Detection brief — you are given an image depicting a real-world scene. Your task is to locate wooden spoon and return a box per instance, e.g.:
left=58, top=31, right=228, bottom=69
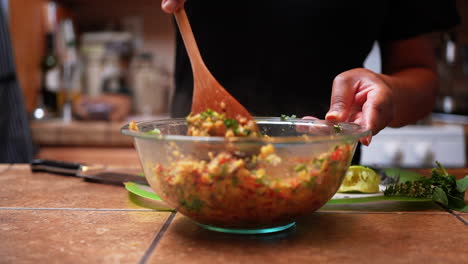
left=174, top=8, right=255, bottom=122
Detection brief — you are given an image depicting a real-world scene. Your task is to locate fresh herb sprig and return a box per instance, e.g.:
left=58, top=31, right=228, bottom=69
left=384, top=161, right=468, bottom=212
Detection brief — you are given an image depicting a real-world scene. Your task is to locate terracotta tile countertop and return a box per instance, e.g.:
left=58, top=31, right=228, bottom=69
left=1, top=147, right=467, bottom=264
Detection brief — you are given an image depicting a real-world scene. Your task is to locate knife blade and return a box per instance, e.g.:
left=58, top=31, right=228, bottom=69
left=31, top=159, right=149, bottom=186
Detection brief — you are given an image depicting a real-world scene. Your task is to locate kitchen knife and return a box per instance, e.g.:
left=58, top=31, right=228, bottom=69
left=31, top=159, right=149, bottom=186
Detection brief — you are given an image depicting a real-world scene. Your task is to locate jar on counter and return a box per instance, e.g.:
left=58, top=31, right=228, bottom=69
left=130, top=53, right=168, bottom=116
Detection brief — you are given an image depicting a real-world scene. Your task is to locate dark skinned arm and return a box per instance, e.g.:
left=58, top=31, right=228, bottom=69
left=326, top=35, right=438, bottom=145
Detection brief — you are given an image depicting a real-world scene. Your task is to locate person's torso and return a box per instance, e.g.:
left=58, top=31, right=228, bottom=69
left=172, top=0, right=390, bottom=118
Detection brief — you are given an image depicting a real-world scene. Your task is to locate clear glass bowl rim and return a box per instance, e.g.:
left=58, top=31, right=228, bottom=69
left=121, top=117, right=371, bottom=144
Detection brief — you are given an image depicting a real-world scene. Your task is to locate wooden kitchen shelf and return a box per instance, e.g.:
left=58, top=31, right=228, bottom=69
left=30, top=119, right=134, bottom=147
left=9, top=0, right=175, bottom=114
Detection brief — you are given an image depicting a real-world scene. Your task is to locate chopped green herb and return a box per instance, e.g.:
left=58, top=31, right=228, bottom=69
left=312, top=158, right=325, bottom=169
left=224, top=118, right=239, bottom=130
left=146, top=128, right=161, bottom=135
left=220, top=164, right=228, bottom=177
left=256, top=178, right=263, bottom=185
left=333, top=124, right=342, bottom=133
left=280, top=114, right=297, bottom=121
left=201, top=109, right=215, bottom=119
left=180, top=196, right=204, bottom=212
left=294, top=163, right=307, bottom=172
left=190, top=198, right=204, bottom=212
left=305, top=176, right=317, bottom=187
left=232, top=175, right=239, bottom=186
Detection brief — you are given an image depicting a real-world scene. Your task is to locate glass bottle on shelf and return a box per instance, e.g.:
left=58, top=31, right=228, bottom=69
left=101, top=52, right=129, bottom=95
left=33, top=1, right=60, bottom=120
left=59, top=19, right=81, bottom=123
left=130, top=53, right=168, bottom=116
left=40, top=32, right=61, bottom=116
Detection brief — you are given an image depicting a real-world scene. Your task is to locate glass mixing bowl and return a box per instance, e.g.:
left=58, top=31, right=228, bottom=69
left=122, top=117, right=370, bottom=234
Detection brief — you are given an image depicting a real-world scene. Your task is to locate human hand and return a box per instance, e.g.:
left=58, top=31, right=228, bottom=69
left=161, top=0, right=185, bottom=13
left=325, top=68, right=395, bottom=146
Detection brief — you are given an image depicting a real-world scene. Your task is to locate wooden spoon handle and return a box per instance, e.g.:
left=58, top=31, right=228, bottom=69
left=174, top=8, right=207, bottom=76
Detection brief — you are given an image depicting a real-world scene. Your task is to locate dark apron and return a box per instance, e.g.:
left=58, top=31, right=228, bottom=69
left=0, top=5, right=34, bottom=163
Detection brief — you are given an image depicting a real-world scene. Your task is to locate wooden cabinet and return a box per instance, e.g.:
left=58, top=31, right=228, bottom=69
left=9, top=0, right=47, bottom=113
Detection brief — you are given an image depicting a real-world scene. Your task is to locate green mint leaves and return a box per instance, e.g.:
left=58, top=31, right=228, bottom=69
left=456, top=176, right=468, bottom=193
left=432, top=187, right=448, bottom=207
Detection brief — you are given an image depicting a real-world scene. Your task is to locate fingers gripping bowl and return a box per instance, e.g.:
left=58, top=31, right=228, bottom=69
left=122, top=117, right=370, bottom=234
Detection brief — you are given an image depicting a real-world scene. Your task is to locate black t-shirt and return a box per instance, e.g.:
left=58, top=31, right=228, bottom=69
left=171, top=0, right=459, bottom=118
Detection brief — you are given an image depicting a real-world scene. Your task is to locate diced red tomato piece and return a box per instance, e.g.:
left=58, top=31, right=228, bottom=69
left=331, top=148, right=343, bottom=161
left=155, top=164, right=164, bottom=173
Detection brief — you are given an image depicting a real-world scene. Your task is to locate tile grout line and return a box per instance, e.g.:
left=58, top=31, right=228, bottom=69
left=0, top=207, right=452, bottom=215
left=436, top=204, right=468, bottom=225
left=0, top=164, right=13, bottom=175
left=0, top=207, right=157, bottom=212
left=138, top=211, right=177, bottom=264
left=446, top=209, right=468, bottom=225
left=316, top=211, right=450, bottom=215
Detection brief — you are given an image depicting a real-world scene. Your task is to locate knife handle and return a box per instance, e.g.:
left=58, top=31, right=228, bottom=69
left=31, top=159, right=82, bottom=176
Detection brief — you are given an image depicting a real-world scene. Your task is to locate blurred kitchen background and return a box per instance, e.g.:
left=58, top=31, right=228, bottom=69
left=3, top=0, right=468, bottom=168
